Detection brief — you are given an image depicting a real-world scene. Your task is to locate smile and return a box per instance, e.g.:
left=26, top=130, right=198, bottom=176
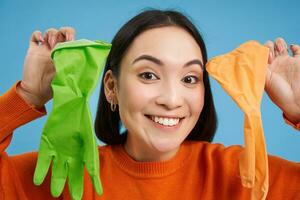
left=145, top=115, right=184, bottom=130
left=151, top=116, right=180, bottom=126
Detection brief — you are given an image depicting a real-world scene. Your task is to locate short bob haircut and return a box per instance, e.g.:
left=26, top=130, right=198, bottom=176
left=95, top=9, right=217, bottom=145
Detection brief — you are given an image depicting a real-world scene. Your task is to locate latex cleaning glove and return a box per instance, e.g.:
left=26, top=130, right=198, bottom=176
left=33, top=39, right=111, bottom=200
left=206, top=41, right=269, bottom=200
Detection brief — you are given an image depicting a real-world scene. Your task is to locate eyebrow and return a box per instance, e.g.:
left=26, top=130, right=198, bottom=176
left=132, top=54, right=204, bottom=70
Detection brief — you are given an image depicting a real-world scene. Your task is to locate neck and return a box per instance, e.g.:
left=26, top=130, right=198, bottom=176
left=124, top=137, right=180, bottom=162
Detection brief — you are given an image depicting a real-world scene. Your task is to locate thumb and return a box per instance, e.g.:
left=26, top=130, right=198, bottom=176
left=29, top=30, right=44, bottom=47
left=90, top=174, right=103, bottom=195
left=264, top=40, right=275, bottom=64
left=291, top=44, right=300, bottom=58
left=264, top=68, right=272, bottom=90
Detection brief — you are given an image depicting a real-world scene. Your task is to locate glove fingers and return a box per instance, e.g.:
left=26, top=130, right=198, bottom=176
left=33, top=149, right=52, bottom=186
left=50, top=156, right=68, bottom=197
left=82, top=115, right=98, bottom=175
left=84, top=142, right=102, bottom=195
left=90, top=173, right=103, bottom=195
left=68, top=161, right=84, bottom=200
left=84, top=144, right=99, bottom=174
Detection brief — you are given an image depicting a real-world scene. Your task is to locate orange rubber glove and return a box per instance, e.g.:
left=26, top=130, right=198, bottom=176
left=206, top=41, right=269, bottom=200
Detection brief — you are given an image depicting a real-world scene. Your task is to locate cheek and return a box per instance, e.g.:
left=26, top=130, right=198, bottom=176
left=189, top=86, right=205, bottom=116
left=117, top=78, right=157, bottom=137
left=117, top=77, right=154, bottom=125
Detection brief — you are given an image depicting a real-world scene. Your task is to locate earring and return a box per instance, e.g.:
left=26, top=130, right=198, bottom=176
left=108, top=93, right=117, bottom=112
left=110, top=99, right=117, bottom=112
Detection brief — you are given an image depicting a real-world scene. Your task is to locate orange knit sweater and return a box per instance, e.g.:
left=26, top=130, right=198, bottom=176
left=0, top=82, right=300, bottom=200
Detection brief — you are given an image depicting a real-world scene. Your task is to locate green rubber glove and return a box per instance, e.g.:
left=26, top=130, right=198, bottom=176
left=33, top=39, right=111, bottom=200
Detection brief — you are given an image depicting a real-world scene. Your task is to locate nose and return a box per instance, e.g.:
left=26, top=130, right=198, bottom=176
left=155, top=81, right=184, bottom=110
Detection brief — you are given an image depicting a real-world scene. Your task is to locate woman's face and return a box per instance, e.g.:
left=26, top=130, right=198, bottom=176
left=107, top=26, right=205, bottom=161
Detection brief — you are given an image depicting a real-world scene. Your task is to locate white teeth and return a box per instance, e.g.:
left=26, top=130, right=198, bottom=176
left=150, top=116, right=180, bottom=126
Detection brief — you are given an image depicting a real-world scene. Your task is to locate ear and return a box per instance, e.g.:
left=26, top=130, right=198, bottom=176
left=103, top=70, right=118, bottom=103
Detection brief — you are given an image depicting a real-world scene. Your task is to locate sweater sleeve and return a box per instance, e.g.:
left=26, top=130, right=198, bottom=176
left=0, top=81, right=56, bottom=199
left=267, top=154, right=300, bottom=199
left=0, top=81, right=47, bottom=148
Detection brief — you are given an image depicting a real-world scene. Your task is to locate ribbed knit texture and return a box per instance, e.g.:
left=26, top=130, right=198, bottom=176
left=109, top=141, right=193, bottom=178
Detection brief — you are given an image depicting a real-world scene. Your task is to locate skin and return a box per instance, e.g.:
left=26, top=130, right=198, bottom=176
left=104, top=26, right=205, bottom=161
left=17, top=26, right=300, bottom=162
left=264, top=38, right=300, bottom=123
left=17, top=27, right=75, bottom=108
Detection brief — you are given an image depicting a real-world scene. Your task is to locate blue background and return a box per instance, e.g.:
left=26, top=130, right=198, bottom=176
left=1, top=0, right=299, bottom=162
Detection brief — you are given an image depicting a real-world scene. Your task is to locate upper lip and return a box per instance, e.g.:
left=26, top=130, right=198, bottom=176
left=145, top=114, right=185, bottom=119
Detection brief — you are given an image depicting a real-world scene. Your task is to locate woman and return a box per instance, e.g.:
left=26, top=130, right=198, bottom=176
left=0, top=9, right=299, bottom=200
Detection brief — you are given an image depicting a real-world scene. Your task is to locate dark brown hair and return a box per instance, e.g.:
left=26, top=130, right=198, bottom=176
left=94, top=8, right=217, bottom=145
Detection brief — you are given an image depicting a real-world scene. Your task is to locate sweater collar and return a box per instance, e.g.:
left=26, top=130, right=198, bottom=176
left=109, top=141, right=193, bottom=178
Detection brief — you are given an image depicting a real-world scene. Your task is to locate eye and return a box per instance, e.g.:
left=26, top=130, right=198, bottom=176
left=138, top=72, right=159, bottom=80
left=182, top=75, right=199, bottom=84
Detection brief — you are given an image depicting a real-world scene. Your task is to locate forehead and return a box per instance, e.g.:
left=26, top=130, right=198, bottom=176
left=121, top=26, right=204, bottom=65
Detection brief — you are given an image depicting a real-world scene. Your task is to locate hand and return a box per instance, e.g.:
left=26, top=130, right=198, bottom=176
left=264, top=38, right=300, bottom=123
left=17, top=27, right=76, bottom=107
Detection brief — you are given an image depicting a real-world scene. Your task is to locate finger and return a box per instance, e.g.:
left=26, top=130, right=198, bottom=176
left=90, top=173, right=103, bottom=195
left=50, top=156, right=68, bottom=197
left=85, top=153, right=102, bottom=195
left=55, top=31, right=66, bottom=44
left=290, top=44, right=300, bottom=58
left=44, top=28, right=59, bottom=49
left=33, top=138, right=53, bottom=185
left=275, top=37, right=288, bottom=56
left=84, top=144, right=102, bottom=195
left=30, top=30, right=44, bottom=46
left=82, top=123, right=99, bottom=176
left=68, top=160, right=84, bottom=200
left=59, top=26, right=76, bottom=41
left=264, top=40, right=275, bottom=64
left=82, top=111, right=102, bottom=194
left=33, top=153, right=52, bottom=185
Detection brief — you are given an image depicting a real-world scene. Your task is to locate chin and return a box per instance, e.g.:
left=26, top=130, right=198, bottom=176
left=151, top=138, right=182, bottom=153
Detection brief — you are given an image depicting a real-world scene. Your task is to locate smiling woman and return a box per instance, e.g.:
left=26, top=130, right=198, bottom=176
left=108, top=26, right=207, bottom=161
left=95, top=10, right=217, bottom=155
left=1, top=8, right=300, bottom=200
